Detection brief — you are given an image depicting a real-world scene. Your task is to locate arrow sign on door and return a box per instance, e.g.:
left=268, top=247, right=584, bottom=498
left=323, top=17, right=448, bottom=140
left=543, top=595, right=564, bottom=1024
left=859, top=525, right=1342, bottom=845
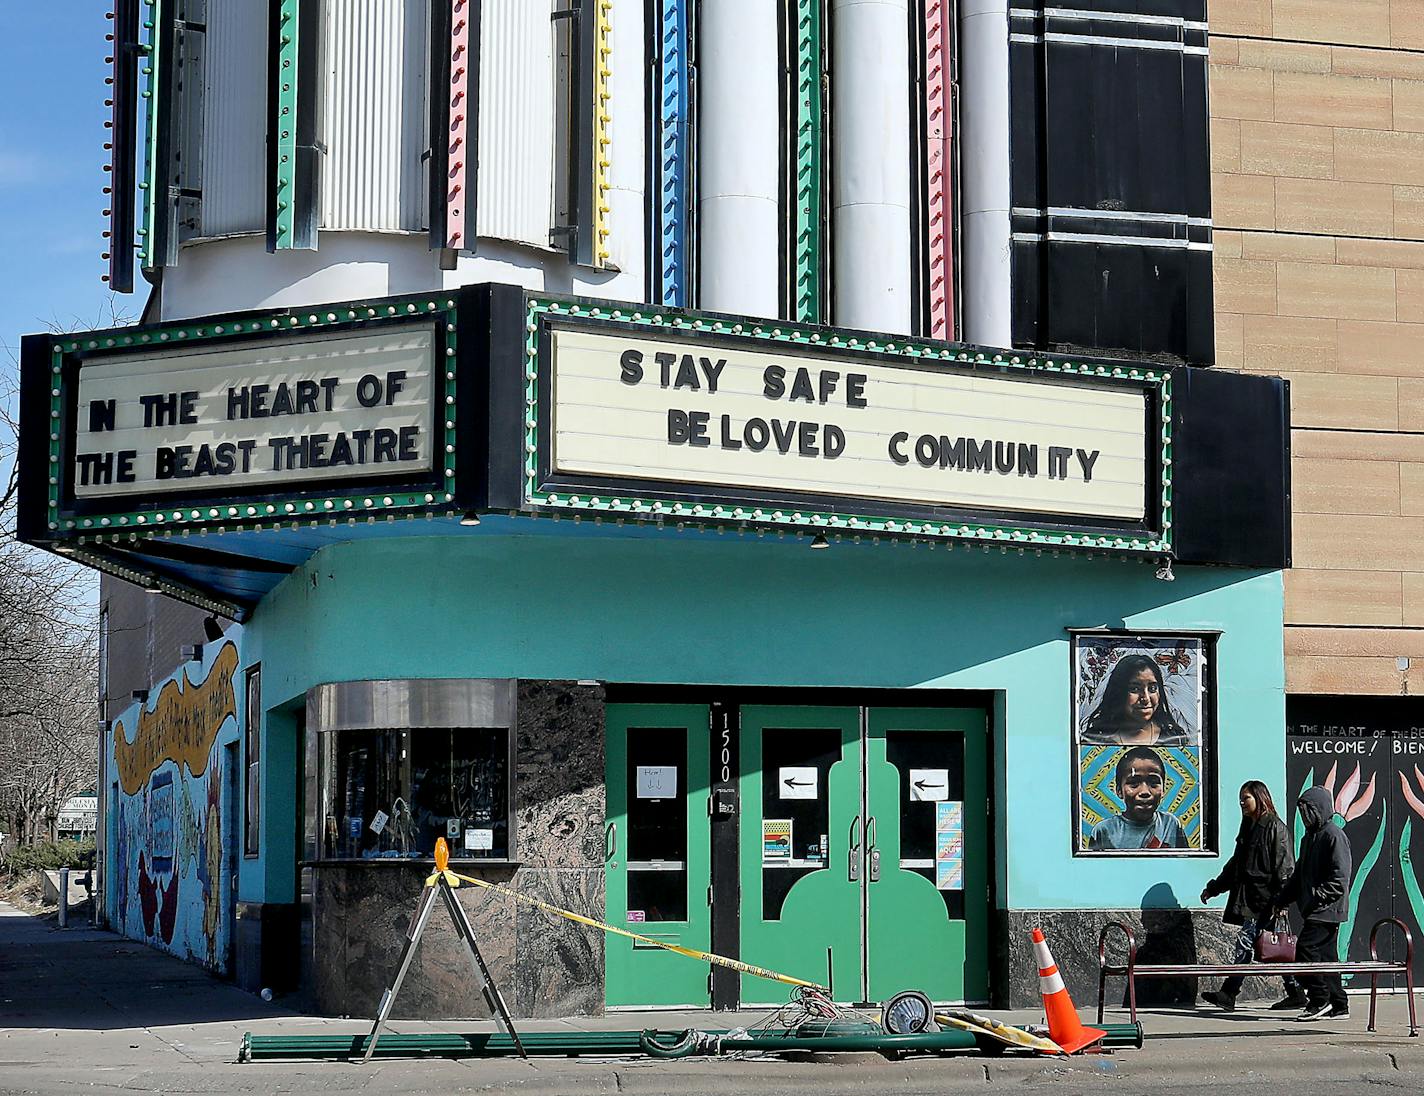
left=779, top=766, right=818, bottom=799
left=910, top=769, right=950, bottom=802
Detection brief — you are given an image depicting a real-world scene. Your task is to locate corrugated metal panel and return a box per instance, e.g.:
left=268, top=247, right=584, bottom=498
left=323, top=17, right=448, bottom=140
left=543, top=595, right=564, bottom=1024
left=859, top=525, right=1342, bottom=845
left=475, top=0, right=554, bottom=246
left=321, top=0, right=429, bottom=232
left=200, top=0, right=266, bottom=238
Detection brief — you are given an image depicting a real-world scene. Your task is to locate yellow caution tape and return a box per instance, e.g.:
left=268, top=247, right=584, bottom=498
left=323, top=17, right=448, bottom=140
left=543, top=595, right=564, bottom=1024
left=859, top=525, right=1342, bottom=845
left=937, top=1009, right=1063, bottom=1055
left=425, top=838, right=825, bottom=991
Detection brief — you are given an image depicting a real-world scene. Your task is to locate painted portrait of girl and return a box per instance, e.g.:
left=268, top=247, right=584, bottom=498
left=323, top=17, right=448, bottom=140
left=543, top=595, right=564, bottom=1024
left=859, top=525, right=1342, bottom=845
left=1082, top=643, right=1196, bottom=745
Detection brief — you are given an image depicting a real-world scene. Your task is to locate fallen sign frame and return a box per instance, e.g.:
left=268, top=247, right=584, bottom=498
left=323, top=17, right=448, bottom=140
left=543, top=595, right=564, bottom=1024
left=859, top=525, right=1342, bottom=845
left=1097, top=916, right=1418, bottom=1036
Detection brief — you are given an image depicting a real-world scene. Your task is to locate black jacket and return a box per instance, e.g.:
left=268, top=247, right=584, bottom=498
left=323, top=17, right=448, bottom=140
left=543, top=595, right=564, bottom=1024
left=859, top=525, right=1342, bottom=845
left=1276, top=786, right=1352, bottom=924
left=1204, top=813, right=1294, bottom=924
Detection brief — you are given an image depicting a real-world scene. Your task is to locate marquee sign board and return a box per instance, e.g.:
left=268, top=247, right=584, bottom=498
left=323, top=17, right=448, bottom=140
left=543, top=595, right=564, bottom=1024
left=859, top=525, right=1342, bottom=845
left=548, top=328, right=1147, bottom=521
left=73, top=326, right=436, bottom=498
left=523, top=298, right=1170, bottom=552
left=26, top=294, right=461, bottom=541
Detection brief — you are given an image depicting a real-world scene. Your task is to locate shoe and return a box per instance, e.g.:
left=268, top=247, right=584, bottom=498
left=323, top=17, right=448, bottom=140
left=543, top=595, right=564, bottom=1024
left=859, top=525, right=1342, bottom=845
left=1201, top=990, right=1237, bottom=1012
left=1298, top=1002, right=1332, bottom=1021
left=1326, top=1005, right=1350, bottom=1020
left=1270, top=995, right=1308, bottom=1011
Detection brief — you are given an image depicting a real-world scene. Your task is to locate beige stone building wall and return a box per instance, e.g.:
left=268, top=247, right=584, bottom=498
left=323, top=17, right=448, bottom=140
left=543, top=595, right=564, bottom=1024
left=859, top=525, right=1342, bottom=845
left=1210, top=1, right=1424, bottom=694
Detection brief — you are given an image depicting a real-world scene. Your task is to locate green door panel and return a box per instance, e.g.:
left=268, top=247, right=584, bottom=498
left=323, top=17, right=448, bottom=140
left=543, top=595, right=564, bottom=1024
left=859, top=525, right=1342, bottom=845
left=865, top=707, right=989, bottom=1004
left=738, top=706, right=862, bottom=1005
left=605, top=704, right=711, bottom=1008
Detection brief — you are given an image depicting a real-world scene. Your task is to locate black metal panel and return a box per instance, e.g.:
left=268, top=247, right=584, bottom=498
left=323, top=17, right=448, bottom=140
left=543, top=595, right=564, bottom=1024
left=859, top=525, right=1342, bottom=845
left=1042, top=43, right=1198, bottom=218
left=572, top=0, right=598, bottom=267
left=16, top=335, right=56, bottom=546
left=1008, top=38, right=1042, bottom=213
left=484, top=283, right=529, bottom=511
left=709, top=701, right=740, bottom=1010
left=106, top=0, right=140, bottom=293
left=1009, top=3, right=1213, bottom=365
left=150, top=2, right=182, bottom=270
left=1169, top=368, right=1290, bottom=569
left=292, top=0, right=323, bottom=250
left=1011, top=238, right=1042, bottom=350
left=1054, top=0, right=1204, bottom=17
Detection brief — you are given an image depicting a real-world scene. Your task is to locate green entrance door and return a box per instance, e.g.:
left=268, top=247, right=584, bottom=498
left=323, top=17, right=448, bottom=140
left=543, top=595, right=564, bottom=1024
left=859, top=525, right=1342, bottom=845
left=604, top=704, right=711, bottom=1007
left=865, top=707, right=988, bottom=1004
left=738, top=706, right=863, bottom=1004
left=739, top=706, right=988, bottom=1005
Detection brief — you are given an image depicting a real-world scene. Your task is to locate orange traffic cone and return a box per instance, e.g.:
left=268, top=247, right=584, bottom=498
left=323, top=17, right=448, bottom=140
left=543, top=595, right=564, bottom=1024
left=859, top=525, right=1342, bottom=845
left=1031, top=927, right=1106, bottom=1054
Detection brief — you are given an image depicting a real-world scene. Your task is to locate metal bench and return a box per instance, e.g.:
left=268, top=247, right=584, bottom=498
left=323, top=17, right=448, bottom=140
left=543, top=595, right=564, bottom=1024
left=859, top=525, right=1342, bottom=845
left=1097, top=916, right=1418, bottom=1036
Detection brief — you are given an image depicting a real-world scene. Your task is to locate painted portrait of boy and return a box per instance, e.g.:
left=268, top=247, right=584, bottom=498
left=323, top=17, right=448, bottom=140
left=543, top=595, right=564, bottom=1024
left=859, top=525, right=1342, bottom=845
left=1088, top=746, right=1191, bottom=851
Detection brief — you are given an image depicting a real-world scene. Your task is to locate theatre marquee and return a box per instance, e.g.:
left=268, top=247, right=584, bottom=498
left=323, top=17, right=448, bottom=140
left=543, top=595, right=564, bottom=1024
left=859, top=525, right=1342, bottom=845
left=518, top=298, right=1171, bottom=553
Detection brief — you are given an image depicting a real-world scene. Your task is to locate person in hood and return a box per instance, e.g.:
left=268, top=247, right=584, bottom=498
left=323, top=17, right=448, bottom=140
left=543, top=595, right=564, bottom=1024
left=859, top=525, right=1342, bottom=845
left=1273, top=785, right=1352, bottom=1021
left=1199, top=781, right=1303, bottom=1012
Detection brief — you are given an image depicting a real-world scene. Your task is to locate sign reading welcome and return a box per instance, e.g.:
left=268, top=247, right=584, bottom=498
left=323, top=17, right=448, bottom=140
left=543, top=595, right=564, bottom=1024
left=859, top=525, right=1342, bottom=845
left=549, top=328, right=1149, bottom=521
left=72, top=325, right=436, bottom=499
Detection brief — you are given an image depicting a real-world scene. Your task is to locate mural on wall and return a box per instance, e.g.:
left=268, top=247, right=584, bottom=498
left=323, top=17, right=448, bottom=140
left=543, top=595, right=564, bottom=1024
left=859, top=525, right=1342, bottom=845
left=108, top=639, right=239, bottom=973
left=1286, top=696, right=1424, bottom=981
left=1072, top=634, right=1211, bottom=855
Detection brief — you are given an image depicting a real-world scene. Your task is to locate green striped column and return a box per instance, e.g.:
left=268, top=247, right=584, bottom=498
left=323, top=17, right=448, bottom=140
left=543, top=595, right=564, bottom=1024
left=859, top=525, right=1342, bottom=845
left=792, top=0, right=824, bottom=325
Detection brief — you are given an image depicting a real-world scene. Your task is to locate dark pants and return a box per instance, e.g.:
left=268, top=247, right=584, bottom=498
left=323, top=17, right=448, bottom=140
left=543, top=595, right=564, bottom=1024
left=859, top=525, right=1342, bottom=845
left=1296, top=920, right=1347, bottom=1010
left=1220, top=918, right=1304, bottom=1001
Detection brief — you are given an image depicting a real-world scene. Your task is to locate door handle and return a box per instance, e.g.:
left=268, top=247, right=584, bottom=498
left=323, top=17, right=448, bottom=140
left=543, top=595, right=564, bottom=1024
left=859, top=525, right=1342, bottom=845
left=866, top=815, right=880, bottom=882
left=847, top=814, right=861, bottom=882
left=605, top=821, right=617, bottom=863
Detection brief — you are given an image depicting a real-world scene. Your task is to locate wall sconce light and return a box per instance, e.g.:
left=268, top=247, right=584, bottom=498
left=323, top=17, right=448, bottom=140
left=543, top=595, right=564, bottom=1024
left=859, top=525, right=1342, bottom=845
left=810, top=533, right=829, bottom=550
left=181, top=644, right=203, bottom=662
left=131, top=689, right=148, bottom=703
left=460, top=511, right=482, bottom=526
left=202, top=615, right=225, bottom=643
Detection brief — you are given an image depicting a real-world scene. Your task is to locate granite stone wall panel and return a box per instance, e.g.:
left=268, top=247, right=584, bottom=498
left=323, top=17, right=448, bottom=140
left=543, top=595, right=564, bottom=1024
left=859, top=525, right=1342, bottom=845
left=516, top=681, right=607, bottom=868
left=312, top=863, right=519, bottom=1018
left=1002, top=909, right=1291, bottom=1009
left=514, top=868, right=606, bottom=1018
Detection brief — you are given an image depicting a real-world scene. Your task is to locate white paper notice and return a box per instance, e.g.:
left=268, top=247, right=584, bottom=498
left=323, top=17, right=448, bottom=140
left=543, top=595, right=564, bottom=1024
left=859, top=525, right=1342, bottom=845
left=464, top=828, right=493, bottom=851
left=636, top=765, right=678, bottom=800
left=779, top=767, right=818, bottom=799
left=909, top=770, right=950, bottom=802
left=369, top=809, right=390, bottom=835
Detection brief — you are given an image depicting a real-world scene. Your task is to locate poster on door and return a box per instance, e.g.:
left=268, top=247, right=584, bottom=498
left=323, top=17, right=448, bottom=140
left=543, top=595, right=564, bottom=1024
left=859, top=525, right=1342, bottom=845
left=1072, top=634, right=1210, bottom=855
left=763, top=819, right=792, bottom=862
left=935, top=801, right=964, bottom=890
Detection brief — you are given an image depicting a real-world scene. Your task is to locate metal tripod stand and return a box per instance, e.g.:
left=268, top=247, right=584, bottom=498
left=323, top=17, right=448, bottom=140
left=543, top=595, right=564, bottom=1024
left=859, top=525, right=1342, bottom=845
left=362, top=874, right=526, bottom=1062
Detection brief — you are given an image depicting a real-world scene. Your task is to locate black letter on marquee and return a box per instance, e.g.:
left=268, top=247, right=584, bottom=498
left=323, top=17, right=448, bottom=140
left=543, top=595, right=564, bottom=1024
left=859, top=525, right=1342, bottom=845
left=620, top=349, right=644, bottom=384
left=89, top=399, right=116, bottom=433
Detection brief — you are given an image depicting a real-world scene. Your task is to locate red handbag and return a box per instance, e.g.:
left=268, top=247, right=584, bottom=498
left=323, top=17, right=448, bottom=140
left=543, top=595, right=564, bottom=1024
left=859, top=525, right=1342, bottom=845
left=1255, top=915, right=1298, bottom=962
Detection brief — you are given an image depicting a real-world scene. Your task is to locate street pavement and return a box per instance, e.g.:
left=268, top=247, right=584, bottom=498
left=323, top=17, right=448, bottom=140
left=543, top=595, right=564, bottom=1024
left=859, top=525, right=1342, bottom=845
left=1, top=899, right=1421, bottom=1094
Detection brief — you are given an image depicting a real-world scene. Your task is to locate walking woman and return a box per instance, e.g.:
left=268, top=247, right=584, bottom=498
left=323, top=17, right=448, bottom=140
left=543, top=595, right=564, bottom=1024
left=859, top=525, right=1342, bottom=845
left=1199, top=780, right=1304, bottom=1011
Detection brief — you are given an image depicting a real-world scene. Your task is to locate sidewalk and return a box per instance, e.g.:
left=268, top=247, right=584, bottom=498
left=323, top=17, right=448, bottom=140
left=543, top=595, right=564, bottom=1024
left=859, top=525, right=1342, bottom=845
left=1, top=899, right=1420, bottom=1094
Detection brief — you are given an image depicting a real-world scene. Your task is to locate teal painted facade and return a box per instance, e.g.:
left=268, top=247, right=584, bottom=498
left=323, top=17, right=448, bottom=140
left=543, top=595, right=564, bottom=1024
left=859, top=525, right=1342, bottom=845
left=233, top=525, right=1284, bottom=914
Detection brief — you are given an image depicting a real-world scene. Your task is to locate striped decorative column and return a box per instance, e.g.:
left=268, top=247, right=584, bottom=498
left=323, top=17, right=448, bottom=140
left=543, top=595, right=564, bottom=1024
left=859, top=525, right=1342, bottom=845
left=697, top=0, right=781, bottom=317
left=831, top=0, right=912, bottom=334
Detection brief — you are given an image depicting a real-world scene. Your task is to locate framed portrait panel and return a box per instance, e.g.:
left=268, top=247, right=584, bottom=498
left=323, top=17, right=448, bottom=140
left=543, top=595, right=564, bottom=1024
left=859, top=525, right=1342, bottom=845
left=1070, top=633, right=1217, bottom=857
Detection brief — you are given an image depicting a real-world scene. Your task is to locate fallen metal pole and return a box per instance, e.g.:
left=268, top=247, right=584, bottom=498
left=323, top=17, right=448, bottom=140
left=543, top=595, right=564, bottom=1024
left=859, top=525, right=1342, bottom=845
left=240, top=1023, right=1145, bottom=1062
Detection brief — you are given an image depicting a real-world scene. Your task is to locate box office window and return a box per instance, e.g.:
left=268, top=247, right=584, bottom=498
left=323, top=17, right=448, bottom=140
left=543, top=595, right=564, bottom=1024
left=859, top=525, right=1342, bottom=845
left=320, top=727, right=512, bottom=861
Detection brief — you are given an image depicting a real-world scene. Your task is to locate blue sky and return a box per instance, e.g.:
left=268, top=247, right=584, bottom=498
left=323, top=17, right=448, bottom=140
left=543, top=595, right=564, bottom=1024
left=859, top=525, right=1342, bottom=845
left=2, top=5, right=134, bottom=379
left=3, top=7, right=114, bottom=603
